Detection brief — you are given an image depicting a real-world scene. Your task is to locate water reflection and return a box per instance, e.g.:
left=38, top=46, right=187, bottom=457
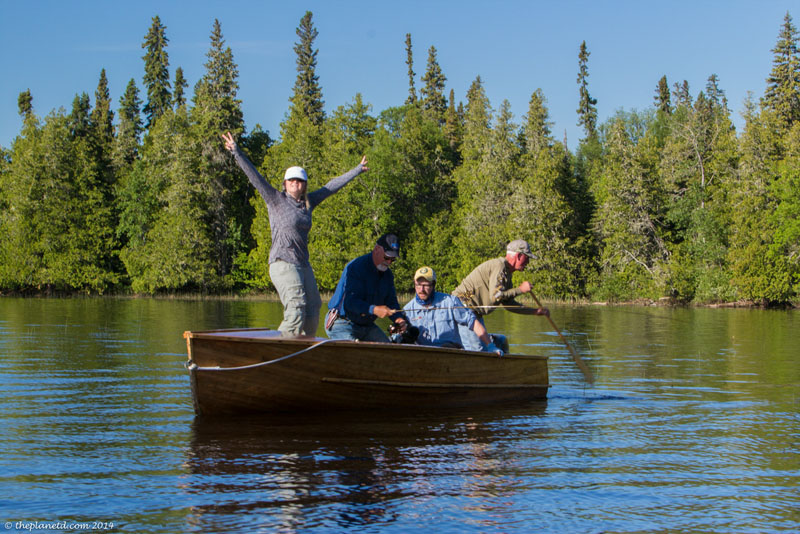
left=183, top=405, right=547, bottom=532
left=1, top=297, right=798, bottom=533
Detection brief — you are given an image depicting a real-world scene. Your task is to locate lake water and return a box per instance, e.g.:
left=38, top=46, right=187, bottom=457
left=0, top=297, right=797, bottom=533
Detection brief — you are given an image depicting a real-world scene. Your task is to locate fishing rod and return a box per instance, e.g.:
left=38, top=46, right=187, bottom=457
left=390, top=304, right=541, bottom=314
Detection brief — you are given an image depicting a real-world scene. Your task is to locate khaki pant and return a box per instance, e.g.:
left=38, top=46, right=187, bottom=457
left=269, top=260, right=322, bottom=336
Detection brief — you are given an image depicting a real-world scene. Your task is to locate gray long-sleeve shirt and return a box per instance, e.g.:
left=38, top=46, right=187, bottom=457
left=232, top=147, right=365, bottom=266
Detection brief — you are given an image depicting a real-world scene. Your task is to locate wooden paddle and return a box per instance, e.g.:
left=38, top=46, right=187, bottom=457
left=530, top=294, right=595, bottom=385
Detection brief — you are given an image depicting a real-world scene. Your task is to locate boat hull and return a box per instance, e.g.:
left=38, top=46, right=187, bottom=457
left=185, top=329, right=549, bottom=414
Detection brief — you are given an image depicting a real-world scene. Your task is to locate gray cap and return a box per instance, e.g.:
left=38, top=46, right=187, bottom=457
left=506, top=239, right=534, bottom=259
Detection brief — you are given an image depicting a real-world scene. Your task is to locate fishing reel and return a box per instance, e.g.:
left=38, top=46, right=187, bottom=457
left=388, top=322, right=419, bottom=344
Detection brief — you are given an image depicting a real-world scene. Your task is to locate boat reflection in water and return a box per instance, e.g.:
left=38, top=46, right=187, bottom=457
left=182, top=404, right=548, bottom=532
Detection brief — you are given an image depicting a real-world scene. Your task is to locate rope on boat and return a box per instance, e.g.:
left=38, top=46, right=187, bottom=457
left=187, top=338, right=335, bottom=372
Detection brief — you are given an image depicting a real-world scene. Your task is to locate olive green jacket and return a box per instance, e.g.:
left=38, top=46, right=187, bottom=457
left=452, top=257, right=524, bottom=317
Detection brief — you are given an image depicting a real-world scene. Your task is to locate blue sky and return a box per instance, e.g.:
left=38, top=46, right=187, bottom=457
left=0, top=1, right=794, bottom=151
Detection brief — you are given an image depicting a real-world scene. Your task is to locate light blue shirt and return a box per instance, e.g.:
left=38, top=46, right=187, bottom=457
left=403, top=292, right=477, bottom=348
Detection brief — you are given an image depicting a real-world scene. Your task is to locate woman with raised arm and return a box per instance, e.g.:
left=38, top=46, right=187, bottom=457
left=222, top=131, right=368, bottom=337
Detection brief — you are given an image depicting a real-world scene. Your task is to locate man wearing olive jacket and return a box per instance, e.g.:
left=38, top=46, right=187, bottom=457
left=452, top=239, right=549, bottom=351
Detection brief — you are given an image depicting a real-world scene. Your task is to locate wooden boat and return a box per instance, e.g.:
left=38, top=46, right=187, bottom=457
left=184, top=328, right=549, bottom=415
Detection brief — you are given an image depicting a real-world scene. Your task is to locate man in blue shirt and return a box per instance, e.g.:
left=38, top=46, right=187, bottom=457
left=400, top=266, right=502, bottom=354
left=325, top=234, right=409, bottom=342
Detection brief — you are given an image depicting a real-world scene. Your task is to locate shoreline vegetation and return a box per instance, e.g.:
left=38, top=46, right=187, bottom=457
left=0, top=290, right=795, bottom=310
left=2, top=12, right=800, bottom=307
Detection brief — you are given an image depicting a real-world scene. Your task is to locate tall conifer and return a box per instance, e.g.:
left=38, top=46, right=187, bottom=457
left=763, top=12, right=800, bottom=127
left=17, top=89, right=33, bottom=119
left=91, top=69, right=115, bottom=150
left=141, top=15, right=171, bottom=128
left=420, top=46, right=447, bottom=124
left=576, top=41, right=598, bottom=139
left=655, top=75, right=671, bottom=114
left=113, top=79, right=142, bottom=168
left=292, top=11, right=324, bottom=126
left=405, top=33, right=417, bottom=105
left=173, top=67, right=188, bottom=109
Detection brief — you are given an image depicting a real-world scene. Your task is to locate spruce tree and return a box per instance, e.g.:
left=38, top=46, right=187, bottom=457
left=91, top=69, right=115, bottom=151
left=405, top=33, right=417, bottom=105
left=113, top=78, right=143, bottom=168
left=763, top=12, right=800, bottom=127
left=173, top=66, right=188, bottom=109
left=443, top=88, right=462, bottom=156
left=17, top=89, right=33, bottom=119
left=655, top=75, right=671, bottom=114
left=192, top=18, right=246, bottom=287
left=292, top=11, right=324, bottom=126
left=576, top=40, right=598, bottom=139
left=420, top=45, right=447, bottom=124
left=673, top=80, right=692, bottom=107
left=514, top=89, right=582, bottom=297
left=69, top=93, right=91, bottom=138
left=141, top=15, right=171, bottom=128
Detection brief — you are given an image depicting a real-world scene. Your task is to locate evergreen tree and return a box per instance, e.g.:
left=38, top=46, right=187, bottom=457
left=763, top=12, right=800, bottom=127
left=90, top=69, right=115, bottom=152
left=576, top=40, right=598, bottom=139
left=673, top=80, right=692, bottom=107
left=192, top=18, right=247, bottom=287
left=173, top=66, right=188, bottom=108
left=310, top=94, right=380, bottom=289
left=443, top=88, right=462, bottom=156
left=452, top=78, right=519, bottom=277
left=292, top=11, right=324, bottom=126
left=727, top=101, right=791, bottom=303
left=17, top=89, right=33, bottom=119
left=655, top=75, right=671, bottom=114
left=113, top=78, right=143, bottom=168
left=405, top=33, right=417, bottom=105
left=119, top=109, right=216, bottom=292
left=69, top=93, right=91, bottom=138
left=369, top=103, right=457, bottom=289
left=660, top=76, right=738, bottom=302
left=513, top=89, right=582, bottom=297
left=1, top=109, right=119, bottom=292
left=142, top=15, right=171, bottom=128
left=591, top=112, right=668, bottom=300
left=420, top=46, right=447, bottom=124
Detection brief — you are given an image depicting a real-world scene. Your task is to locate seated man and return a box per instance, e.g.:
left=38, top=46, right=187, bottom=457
left=399, top=266, right=503, bottom=354
left=325, top=233, right=409, bottom=342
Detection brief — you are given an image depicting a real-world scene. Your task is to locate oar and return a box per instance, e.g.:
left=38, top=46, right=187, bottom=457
left=530, top=294, right=595, bottom=385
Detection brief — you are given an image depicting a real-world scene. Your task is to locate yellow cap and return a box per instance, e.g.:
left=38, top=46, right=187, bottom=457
left=414, top=266, right=436, bottom=283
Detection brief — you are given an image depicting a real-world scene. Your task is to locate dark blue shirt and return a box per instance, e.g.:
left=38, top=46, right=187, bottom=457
left=328, top=253, right=403, bottom=326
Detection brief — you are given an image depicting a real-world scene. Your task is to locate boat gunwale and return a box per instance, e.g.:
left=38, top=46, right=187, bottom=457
left=184, top=328, right=548, bottom=361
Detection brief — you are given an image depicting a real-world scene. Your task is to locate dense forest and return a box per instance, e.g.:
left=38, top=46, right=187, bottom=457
left=1, top=12, right=799, bottom=305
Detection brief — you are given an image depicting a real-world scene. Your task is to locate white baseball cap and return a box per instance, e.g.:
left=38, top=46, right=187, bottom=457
left=284, top=166, right=308, bottom=181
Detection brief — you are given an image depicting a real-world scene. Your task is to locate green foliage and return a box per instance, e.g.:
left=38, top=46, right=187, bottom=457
left=763, top=12, right=800, bottom=128
left=18, top=89, right=33, bottom=118
left=576, top=40, right=598, bottom=139
left=292, top=11, right=324, bottom=126
left=141, top=15, right=171, bottom=129
left=420, top=46, right=447, bottom=125
left=113, top=79, right=143, bottom=169
left=405, top=33, right=417, bottom=105
left=2, top=11, right=800, bottom=305
left=0, top=109, right=119, bottom=292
